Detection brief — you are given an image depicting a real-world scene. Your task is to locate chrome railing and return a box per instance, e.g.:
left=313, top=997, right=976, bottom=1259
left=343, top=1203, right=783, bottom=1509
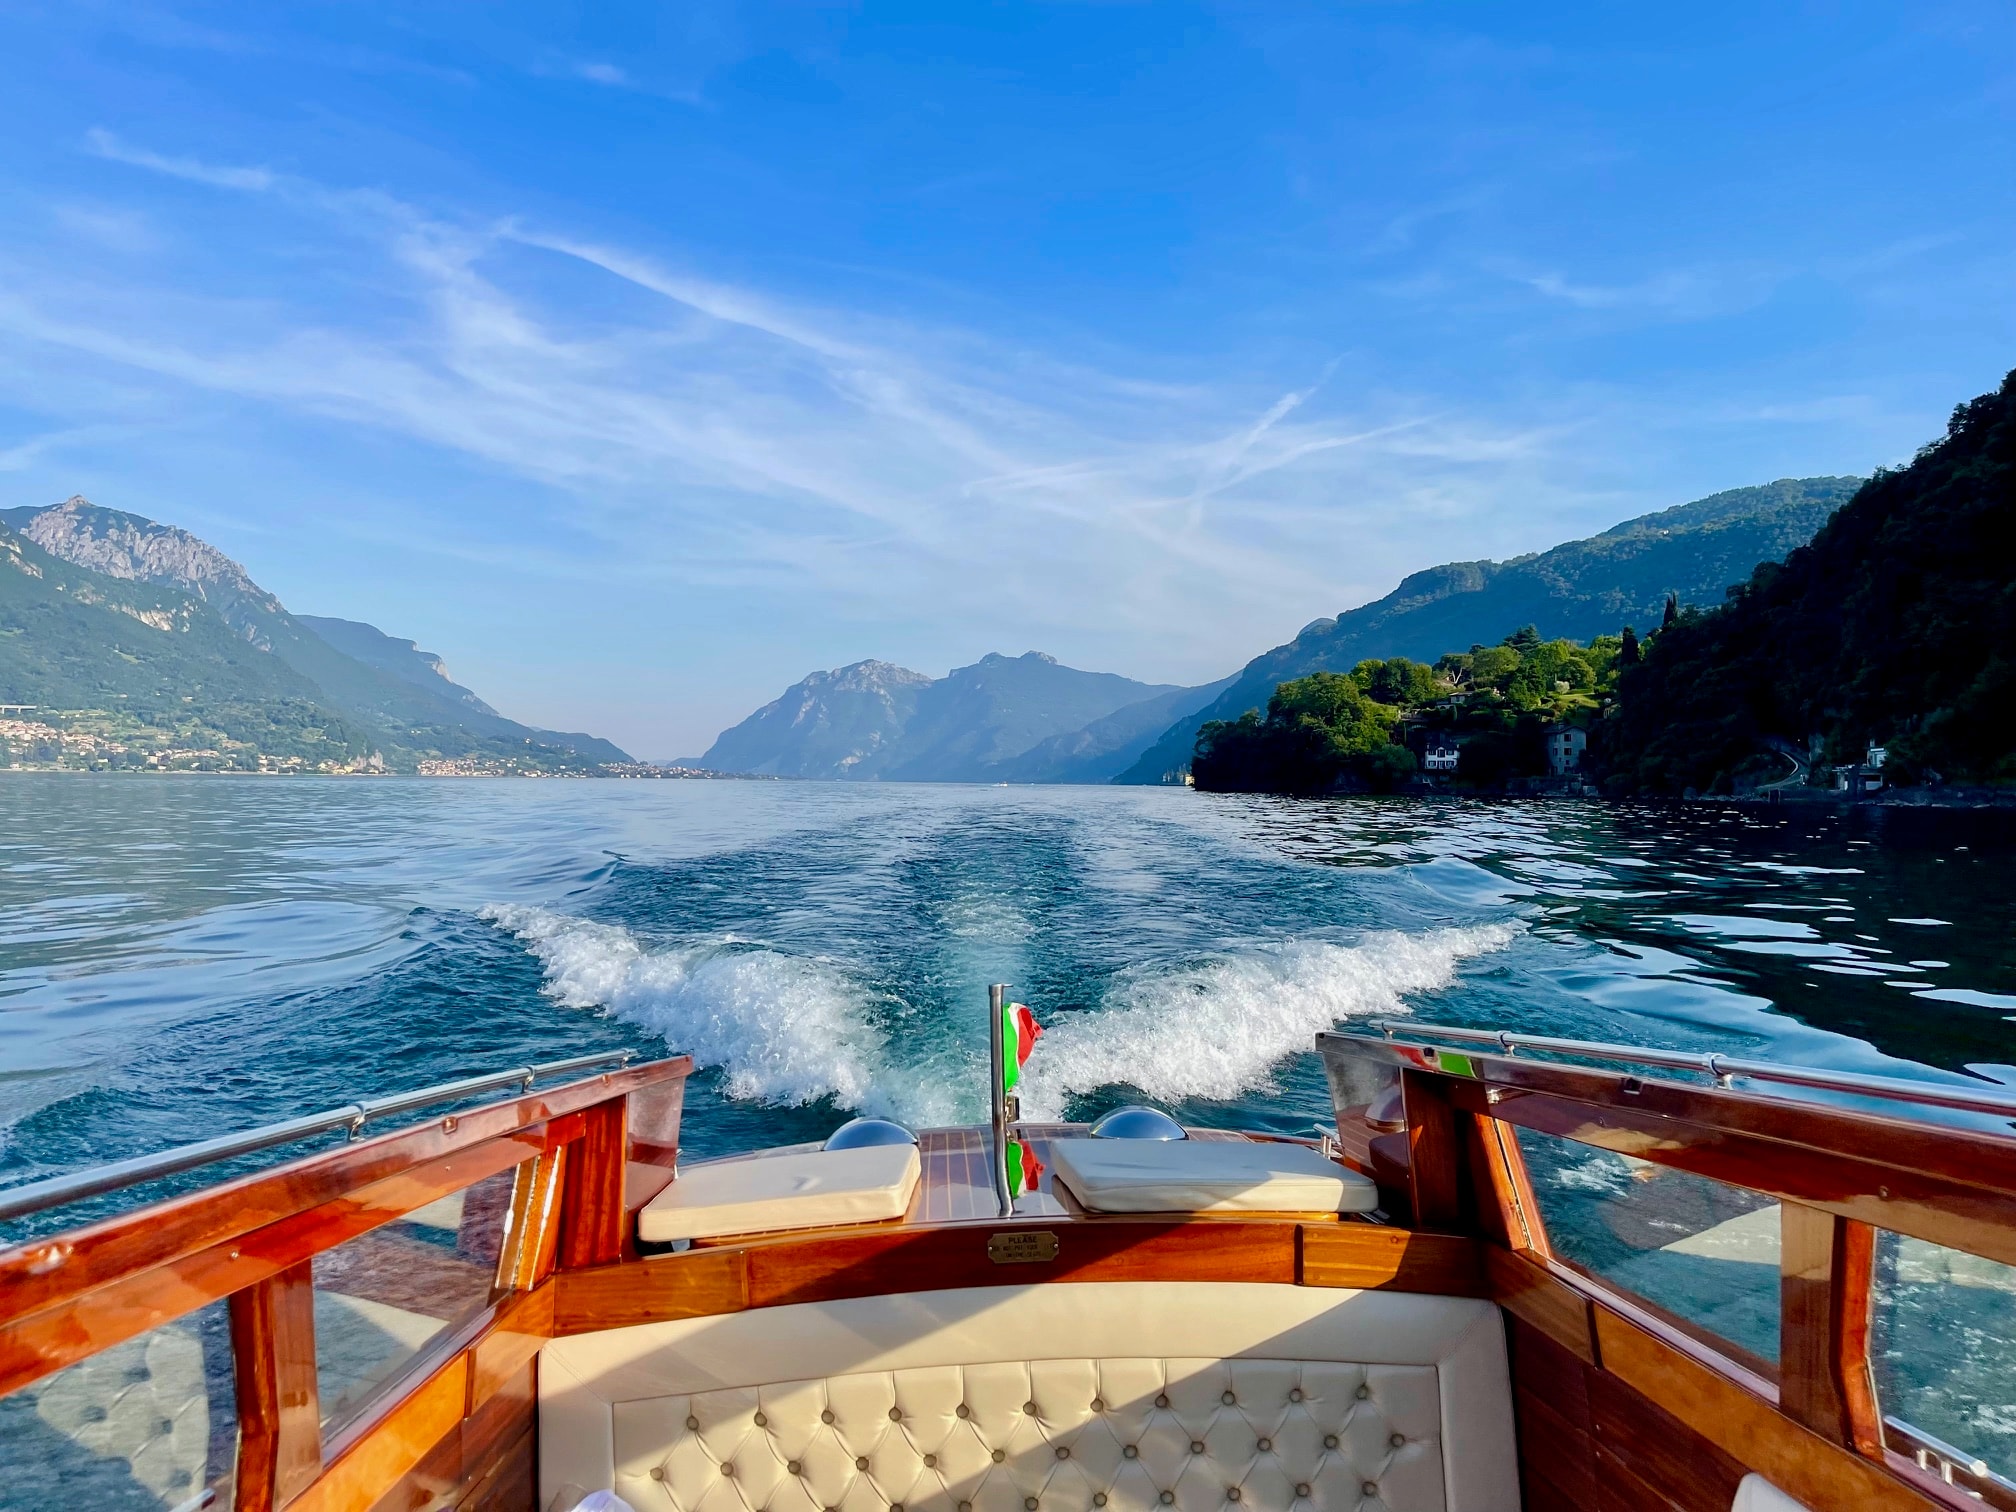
left=1360, top=1019, right=2016, bottom=1121
left=0, top=1049, right=634, bottom=1224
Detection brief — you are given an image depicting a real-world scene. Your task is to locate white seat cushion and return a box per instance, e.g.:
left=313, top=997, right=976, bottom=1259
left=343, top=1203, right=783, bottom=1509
left=637, top=1145, right=921, bottom=1244
left=1048, top=1139, right=1379, bottom=1215
left=1734, top=1474, right=1812, bottom=1511
left=539, top=1281, right=1518, bottom=1512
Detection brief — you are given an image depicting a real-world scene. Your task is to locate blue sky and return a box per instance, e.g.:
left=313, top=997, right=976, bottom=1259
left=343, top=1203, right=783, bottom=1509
left=0, top=3, right=2011, bottom=758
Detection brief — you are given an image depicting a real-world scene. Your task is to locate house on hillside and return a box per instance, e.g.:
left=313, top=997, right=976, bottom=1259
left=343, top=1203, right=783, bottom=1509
left=1546, top=724, right=1587, bottom=775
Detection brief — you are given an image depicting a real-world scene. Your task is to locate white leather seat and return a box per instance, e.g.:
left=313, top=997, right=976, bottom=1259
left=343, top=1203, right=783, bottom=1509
left=1733, top=1474, right=1811, bottom=1511
left=637, top=1145, right=922, bottom=1244
left=539, top=1281, right=1518, bottom=1512
left=1048, top=1140, right=1379, bottom=1215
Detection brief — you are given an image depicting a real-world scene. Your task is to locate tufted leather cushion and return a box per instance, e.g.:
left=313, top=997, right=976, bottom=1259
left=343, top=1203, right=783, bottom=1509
left=638, top=1147, right=922, bottom=1244
left=1047, top=1141, right=1379, bottom=1215
left=540, top=1283, right=1518, bottom=1512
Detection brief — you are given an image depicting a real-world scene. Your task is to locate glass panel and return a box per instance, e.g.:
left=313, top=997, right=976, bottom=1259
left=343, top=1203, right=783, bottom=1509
left=313, top=1164, right=517, bottom=1433
left=1515, top=1126, right=1781, bottom=1364
left=1872, top=1232, right=2016, bottom=1483
left=0, top=1300, right=237, bottom=1511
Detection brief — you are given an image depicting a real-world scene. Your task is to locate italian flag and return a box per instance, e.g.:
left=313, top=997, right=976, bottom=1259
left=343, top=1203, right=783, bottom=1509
left=1001, top=1002, right=1043, bottom=1095
left=1007, top=1137, right=1044, bottom=1198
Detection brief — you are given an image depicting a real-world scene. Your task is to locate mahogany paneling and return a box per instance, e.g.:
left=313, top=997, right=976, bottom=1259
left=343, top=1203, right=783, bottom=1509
left=0, top=1059, right=690, bottom=1329
left=456, top=1427, right=534, bottom=1512
left=471, top=1286, right=553, bottom=1409
left=559, top=1097, right=628, bottom=1270
left=552, top=1247, right=747, bottom=1333
left=496, top=1149, right=565, bottom=1295
left=1296, top=1224, right=1483, bottom=1295
left=293, top=1352, right=471, bottom=1512
left=0, top=1132, right=543, bottom=1400
left=231, top=1259, right=322, bottom=1512
left=1592, top=1304, right=1938, bottom=1512
left=1485, top=1246, right=1596, bottom=1363
left=1398, top=1070, right=1463, bottom=1232
left=1590, top=1361, right=1746, bottom=1512
left=1779, top=1203, right=1880, bottom=1454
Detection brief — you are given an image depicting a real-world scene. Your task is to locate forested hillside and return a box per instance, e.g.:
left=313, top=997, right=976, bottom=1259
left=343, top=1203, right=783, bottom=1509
left=1115, top=477, right=1862, bottom=783
left=1601, top=372, right=2016, bottom=793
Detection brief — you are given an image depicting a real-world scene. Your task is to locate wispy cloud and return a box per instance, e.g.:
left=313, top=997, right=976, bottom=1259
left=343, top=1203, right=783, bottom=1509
left=572, top=60, right=631, bottom=87
left=1, top=131, right=1619, bottom=678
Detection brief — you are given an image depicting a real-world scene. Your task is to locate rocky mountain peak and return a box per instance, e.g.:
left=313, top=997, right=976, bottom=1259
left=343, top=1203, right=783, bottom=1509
left=20, top=496, right=284, bottom=641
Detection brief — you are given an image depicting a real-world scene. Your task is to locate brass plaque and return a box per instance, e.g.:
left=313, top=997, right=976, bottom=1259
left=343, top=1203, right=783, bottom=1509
left=987, top=1230, right=1059, bottom=1265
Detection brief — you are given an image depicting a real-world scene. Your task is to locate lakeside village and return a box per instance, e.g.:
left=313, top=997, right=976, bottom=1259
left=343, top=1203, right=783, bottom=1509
left=1190, top=609, right=1894, bottom=801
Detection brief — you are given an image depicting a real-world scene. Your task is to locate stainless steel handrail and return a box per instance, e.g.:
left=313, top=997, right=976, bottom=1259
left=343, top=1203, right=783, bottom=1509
left=1357, top=1019, right=2016, bottom=1120
left=0, top=1049, right=635, bottom=1224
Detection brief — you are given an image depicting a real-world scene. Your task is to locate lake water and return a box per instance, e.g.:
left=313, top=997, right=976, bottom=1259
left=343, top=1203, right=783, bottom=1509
left=5, top=775, right=2016, bottom=1482
left=4, top=775, right=2012, bottom=1187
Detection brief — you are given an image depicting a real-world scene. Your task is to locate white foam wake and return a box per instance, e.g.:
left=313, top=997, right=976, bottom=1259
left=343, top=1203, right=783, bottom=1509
left=481, top=905, right=944, bottom=1121
left=1018, top=924, right=1520, bottom=1119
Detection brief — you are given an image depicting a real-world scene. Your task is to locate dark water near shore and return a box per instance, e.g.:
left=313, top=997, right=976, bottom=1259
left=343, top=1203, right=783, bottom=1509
left=4, top=776, right=2012, bottom=1196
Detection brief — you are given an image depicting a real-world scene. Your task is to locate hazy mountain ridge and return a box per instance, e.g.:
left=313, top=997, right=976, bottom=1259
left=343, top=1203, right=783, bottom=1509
left=702, top=652, right=1190, bottom=781
left=1113, top=476, right=1866, bottom=783
left=2, top=497, right=629, bottom=769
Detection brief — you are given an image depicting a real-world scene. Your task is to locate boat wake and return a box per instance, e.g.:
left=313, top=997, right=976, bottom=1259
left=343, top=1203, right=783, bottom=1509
left=1019, top=923, right=1520, bottom=1119
left=479, top=904, right=940, bottom=1121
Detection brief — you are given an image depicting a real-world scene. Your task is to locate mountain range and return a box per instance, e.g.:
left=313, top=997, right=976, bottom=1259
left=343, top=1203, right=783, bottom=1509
left=701, top=477, right=1864, bottom=784
left=699, top=652, right=1229, bottom=782
left=0, top=496, right=628, bottom=772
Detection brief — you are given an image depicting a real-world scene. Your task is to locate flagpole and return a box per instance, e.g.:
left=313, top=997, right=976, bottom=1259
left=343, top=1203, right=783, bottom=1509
left=988, top=982, right=1013, bottom=1217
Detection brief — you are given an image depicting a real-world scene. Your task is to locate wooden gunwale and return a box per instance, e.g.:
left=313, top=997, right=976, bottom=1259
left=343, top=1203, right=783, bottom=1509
left=0, top=1057, right=691, bottom=1330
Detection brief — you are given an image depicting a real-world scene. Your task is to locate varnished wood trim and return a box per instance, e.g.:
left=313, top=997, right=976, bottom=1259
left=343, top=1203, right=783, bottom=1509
left=553, top=1247, right=748, bottom=1332
left=1781, top=1202, right=1880, bottom=1451
left=1399, top=1070, right=1463, bottom=1232
left=471, top=1285, right=554, bottom=1410
left=0, top=1058, right=690, bottom=1330
left=559, top=1097, right=628, bottom=1270
left=0, top=1131, right=546, bottom=1401
left=1593, top=1304, right=1938, bottom=1512
left=1297, top=1224, right=1484, bottom=1295
left=231, top=1259, right=322, bottom=1512
left=1485, top=1246, right=1596, bottom=1363
left=292, top=1352, right=470, bottom=1512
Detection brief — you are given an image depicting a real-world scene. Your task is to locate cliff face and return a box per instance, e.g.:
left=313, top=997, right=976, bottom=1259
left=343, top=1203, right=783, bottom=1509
left=1112, top=476, right=1865, bottom=783
left=702, top=660, right=935, bottom=778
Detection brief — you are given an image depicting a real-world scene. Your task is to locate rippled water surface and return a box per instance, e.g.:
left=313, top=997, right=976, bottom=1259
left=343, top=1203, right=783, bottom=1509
left=3, top=776, right=2014, bottom=1194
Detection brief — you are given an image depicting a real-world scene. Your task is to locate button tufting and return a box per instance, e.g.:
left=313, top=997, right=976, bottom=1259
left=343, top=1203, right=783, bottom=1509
left=1190, top=1442, right=1205, bottom=1455
left=823, top=1410, right=837, bottom=1424
left=1227, top=1490, right=1241, bottom=1502
left=789, top=1462, right=803, bottom=1476
left=992, top=1450, right=1006, bottom=1464
left=1221, top=1391, right=1236, bottom=1405
left=1295, top=1487, right=1310, bottom=1500
left=1094, top=1498, right=1108, bottom=1509
left=1025, top=1499, right=1039, bottom=1511
left=1256, top=1439, right=1271, bottom=1453
left=892, top=1504, right=903, bottom=1511
left=890, top=1408, right=904, bottom=1422
left=1024, top=1401, right=1039, bottom=1415
left=1160, top=1494, right=1176, bottom=1506
left=1362, top=1483, right=1378, bottom=1497
left=1091, top=1398, right=1105, bottom=1412
left=755, top=1412, right=768, bottom=1427
left=1288, top=1389, right=1303, bottom=1403
left=1389, top=1433, right=1405, bottom=1448
left=1323, top=1435, right=1339, bottom=1450
left=650, top=1468, right=666, bottom=1482
left=924, top=1455, right=937, bottom=1469
left=960, top=1504, right=972, bottom=1512
left=856, top=1457, right=871, bottom=1471
left=721, top=1464, right=735, bottom=1478
left=1354, top=1385, right=1371, bottom=1401
left=1055, top=1447, right=1070, bottom=1460
left=957, top=1404, right=972, bottom=1419
left=1123, top=1446, right=1139, bottom=1460
left=1155, top=1395, right=1170, bottom=1408
left=686, top=1416, right=700, bottom=1430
